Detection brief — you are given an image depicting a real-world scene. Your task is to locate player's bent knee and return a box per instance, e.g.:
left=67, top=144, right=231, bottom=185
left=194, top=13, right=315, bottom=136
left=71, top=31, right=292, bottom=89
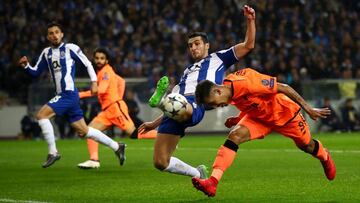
left=228, top=126, right=250, bottom=145
left=153, top=157, right=169, bottom=171
left=297, top=141, right=314, bottom=154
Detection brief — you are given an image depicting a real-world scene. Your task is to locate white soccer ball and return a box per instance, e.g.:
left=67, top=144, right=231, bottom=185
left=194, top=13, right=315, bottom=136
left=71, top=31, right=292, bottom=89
left=161, top=93, right=188, bottom=120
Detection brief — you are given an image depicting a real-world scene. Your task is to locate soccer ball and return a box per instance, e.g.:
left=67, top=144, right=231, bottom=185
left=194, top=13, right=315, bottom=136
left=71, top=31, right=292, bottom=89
left=160, top=93, right=188, bottom=120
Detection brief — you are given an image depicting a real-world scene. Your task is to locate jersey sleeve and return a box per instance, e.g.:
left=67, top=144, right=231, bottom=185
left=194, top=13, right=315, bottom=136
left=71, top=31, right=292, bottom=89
left=226, top=68, right=278, bottom=99
left=24, top=49, right=48, bottom=77
left=68, top=43, right=97, bottom=82
left=215, top=46, right=238, bottom=69
left=116, top=75, right=125, bottom=100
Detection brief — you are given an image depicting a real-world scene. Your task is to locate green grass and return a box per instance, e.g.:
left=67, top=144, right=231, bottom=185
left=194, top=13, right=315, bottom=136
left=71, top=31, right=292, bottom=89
left=0, top=133, right=359, bottom=203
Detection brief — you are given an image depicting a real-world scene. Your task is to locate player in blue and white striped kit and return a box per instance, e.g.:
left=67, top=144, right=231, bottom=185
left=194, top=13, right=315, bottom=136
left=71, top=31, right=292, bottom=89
left=18, top=22, right=125, bottom=168
left=140, top=5, right=256, bottom=179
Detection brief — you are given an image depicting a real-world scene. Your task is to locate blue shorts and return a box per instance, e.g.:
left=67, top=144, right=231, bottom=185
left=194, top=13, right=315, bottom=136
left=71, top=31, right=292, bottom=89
left=158, top=96, right=205, bottom=137
left=47, top=91, right=83, bottom=123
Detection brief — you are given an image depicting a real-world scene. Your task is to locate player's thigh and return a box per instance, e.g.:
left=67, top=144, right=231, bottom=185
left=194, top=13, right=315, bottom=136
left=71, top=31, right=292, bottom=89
left=92, top=111, right=112, bottom=131
left=153, top=133, right=180, bottom=162
left=36, top=104, right=56, bottom=119
left=238, top=115, right=272, bottom=142
left=89, top=120, right=109, bottom=132
left=275, top=113, right=311, bottom=147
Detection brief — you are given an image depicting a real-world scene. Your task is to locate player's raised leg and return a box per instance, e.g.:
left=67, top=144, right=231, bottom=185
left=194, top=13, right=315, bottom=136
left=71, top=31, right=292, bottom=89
left=154, top=133, right=208, bottom=178
left=36, top=104, right=61, bottom=168
left=148, top=76, right=170, bottom=107
left=293, top=139, right=336, bottom=181
left=276, top=114, right=336, bottom=181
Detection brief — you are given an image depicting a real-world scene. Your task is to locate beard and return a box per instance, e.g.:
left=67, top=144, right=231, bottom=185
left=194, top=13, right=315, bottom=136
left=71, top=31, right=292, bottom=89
left=51, top=40, right=61, bottom=47
left=96, top=63, right=106, bottom=69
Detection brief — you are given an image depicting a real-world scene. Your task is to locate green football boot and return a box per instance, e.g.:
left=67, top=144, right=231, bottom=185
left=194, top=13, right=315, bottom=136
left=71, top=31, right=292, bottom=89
left=196, top=165, right=209, bottom=179
left=148, top=76, right=170, bottom=107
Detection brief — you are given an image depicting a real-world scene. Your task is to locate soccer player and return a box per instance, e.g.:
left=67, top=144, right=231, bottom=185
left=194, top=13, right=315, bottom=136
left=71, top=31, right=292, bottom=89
left=77, top=48, right=157, bottom=169
left=18, top=22, right=125, bottom=168
left=192, top=68, right=336, bottom=197
left=139, top=5, right=256, bottom=179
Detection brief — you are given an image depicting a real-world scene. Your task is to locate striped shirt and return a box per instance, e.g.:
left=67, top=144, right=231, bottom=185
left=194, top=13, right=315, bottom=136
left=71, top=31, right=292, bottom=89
left=25, top=43, right=97, bottom=94
left=172, top=46, right=238, bottom=95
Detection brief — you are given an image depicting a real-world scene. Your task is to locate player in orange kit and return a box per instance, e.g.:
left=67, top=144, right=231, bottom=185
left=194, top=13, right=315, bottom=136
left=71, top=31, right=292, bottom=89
left=78, top=48, right=156, bottom=169
left=192, top=68, right=336, bottom=197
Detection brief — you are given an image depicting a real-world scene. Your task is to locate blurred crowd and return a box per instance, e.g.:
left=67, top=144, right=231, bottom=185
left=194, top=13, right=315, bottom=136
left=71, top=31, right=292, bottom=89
left=0, top=0, right=359, bottom=104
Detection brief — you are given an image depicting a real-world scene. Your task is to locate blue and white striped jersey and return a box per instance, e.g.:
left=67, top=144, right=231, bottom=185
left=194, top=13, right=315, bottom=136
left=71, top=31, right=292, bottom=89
left=172, top=46, right=238, bottom=95
left=25, top=43, right=97, bottom=94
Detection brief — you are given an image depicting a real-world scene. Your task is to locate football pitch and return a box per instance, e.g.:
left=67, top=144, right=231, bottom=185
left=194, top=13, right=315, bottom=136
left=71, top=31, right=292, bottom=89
left=0, top=133, right=359, bottom=203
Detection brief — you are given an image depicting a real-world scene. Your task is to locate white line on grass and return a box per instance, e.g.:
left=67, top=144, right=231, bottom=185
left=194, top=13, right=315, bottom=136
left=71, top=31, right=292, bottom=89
left=0, top=198, right=52, bottom=203
left=126, top=147, right=360, bottom=154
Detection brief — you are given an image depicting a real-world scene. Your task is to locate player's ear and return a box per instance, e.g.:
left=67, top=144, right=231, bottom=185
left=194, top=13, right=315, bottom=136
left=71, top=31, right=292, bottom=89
left=214, top=88, right=221, bottom=96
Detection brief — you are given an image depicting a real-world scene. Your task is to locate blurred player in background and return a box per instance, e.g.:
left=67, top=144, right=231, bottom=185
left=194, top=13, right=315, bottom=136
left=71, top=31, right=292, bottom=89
left=18, top=22, right=125, bottom=168
left=78, top=48, right=156, bottom=169
left=139, top=5, right=256, bottom=179
left=192, top=68, right=336, bottom=197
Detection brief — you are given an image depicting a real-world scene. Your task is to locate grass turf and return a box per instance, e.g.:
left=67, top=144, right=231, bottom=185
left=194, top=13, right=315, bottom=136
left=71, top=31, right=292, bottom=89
left=0, top=133, right=359, bottom=203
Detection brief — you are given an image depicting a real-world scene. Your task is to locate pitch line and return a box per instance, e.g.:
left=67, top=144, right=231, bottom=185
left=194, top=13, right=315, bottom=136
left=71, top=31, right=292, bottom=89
left=0, top=199, right=51, bottom=203
left=125, top=147, right=360, bottom=154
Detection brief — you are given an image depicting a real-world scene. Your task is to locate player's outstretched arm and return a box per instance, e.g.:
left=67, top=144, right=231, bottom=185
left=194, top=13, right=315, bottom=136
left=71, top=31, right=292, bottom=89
left=277, top=83, right=331, bottom=121
left=19, top=51, right=48, bottom=77
left=138, top=113, right=164, bottom=133
left=233, top=5, right=256, bottom=59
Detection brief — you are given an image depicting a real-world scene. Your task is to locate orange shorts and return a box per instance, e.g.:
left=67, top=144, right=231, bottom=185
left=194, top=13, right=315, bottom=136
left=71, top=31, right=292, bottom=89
left=239, top=113, right=311, bottom=147
left=93, top=100, right=135, bottom=130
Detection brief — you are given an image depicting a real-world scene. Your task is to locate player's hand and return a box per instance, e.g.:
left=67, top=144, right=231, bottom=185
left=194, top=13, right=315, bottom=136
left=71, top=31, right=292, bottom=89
left=307, top=107, right=331, bottom=121
left=243, top=5, right=255, bottom=20
left=139, top=121, right=157, bottom=133
left=90, top=82, right=98, bottom=95
left=224, top=116, right=241, bottom=128
left=18, top=56, right=29, bottom=68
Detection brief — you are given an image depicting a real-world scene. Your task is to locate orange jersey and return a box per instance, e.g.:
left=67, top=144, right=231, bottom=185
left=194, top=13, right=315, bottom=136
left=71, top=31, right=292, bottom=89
left=80, top=64, right=125, bottom=110
left=224, top=68, right=300, bottom=126
left=96, top=64, right=125, bottom=109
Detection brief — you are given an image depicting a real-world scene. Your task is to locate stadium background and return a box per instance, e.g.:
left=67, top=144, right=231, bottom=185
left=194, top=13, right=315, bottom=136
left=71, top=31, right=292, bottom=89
left=0, top=0, right=359, bottom=137
left=0, top=1, right=359, bottom=202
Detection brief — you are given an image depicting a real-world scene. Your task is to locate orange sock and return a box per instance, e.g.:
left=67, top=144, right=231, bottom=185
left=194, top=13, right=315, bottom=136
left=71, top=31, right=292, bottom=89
left=137, top=130, right=157, bottom=139
left=211, top=143, right=238, bottom=182
left=313, top=139, right=328, bottom=161
left=87, top=138, right=99, bottom=161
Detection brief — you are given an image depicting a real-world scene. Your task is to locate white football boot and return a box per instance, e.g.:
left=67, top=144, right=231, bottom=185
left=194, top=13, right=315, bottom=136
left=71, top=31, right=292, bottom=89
left=77, top=160, right=100, bottom=169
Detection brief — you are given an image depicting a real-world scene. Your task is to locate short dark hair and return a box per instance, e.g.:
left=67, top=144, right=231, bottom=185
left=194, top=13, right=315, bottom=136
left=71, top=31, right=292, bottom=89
left=47, top=21, right=63, bottom=32
left=188, top=32, right=209, bottom=43
left=195, top=80, right=215, bottom=104
left=93, top=47, right=110, bottom=60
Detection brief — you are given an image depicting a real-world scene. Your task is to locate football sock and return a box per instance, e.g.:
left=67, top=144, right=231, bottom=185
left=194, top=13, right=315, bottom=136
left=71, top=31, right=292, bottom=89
left=211, top=139, right=238, bottom=181
left=164, top=157, right=201, bottom=177
left=130, top=128, right=139, bottom=139
left=86, top=127, right=119, bottom=151
left=87, top=138, right=99, bottom=161
left=138, top=130, right=157, bottom=139
left=311, top=139, right=328, bottom=161
left=38, top=119, right=57, bottom=155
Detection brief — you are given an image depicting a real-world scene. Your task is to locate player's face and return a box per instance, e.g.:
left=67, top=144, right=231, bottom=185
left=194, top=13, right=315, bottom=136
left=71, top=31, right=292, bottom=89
left=47, top=26, right=63, bottom=47
left=205, top=89, right=229, bottom=108
left=188, top=36, right=209, bottom=61
left=94, top=52, right=108, bottom=69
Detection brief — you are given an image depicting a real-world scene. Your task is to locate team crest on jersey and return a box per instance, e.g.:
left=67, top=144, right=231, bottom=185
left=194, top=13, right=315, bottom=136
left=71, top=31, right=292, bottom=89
left=102, top=72, right=109, bottom=80
left=261, top=79, right=269, bottom=86
left=60, top=51, right=66, bottom=59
